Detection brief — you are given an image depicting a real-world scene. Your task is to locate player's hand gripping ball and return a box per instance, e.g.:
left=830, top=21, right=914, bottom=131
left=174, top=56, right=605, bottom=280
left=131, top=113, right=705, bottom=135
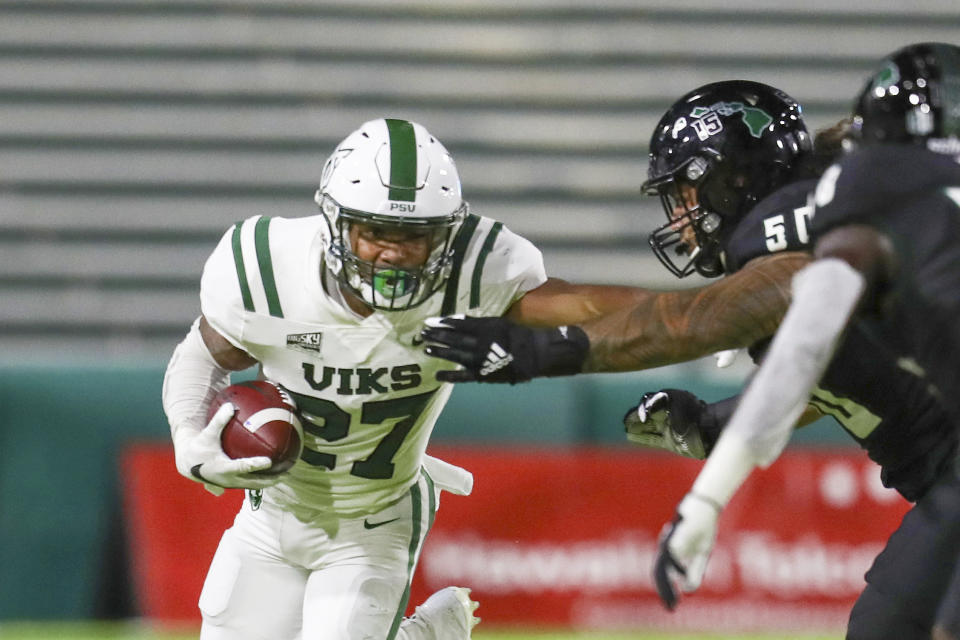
left=206, top=380, right=303, bottom=475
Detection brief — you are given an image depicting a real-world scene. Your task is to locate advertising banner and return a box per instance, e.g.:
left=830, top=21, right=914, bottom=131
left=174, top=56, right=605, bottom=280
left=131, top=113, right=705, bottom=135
left=413, top=446, right=908, bottom=632
left=123, top=444, right=909, bottom=631
left=122, top=443, right=243, bottom=623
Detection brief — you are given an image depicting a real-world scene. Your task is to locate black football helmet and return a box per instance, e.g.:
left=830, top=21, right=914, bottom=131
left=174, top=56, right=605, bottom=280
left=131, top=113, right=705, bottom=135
left=643, top=80, right=812, bottom=278
left=852, top=42, right=960, bottom=152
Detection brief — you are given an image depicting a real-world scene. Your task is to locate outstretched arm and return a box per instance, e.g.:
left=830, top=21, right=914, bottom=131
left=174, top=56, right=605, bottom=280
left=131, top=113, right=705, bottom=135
left=423, top=251, right=809, bottom=383
left=503, top=277, right=654, bottom=328
left=579, top=252, right=808, bottom=372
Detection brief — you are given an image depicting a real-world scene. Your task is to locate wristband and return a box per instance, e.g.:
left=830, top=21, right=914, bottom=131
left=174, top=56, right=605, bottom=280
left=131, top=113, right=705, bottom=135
left=534, top=325, right=589, bottom=377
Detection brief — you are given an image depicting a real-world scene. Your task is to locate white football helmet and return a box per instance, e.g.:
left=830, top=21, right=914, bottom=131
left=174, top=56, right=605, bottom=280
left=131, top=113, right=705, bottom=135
left=315, top=118, right=468, bottom=311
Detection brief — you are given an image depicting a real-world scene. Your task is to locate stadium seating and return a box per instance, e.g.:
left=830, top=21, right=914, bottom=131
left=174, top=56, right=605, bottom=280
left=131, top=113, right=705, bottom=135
left=6, top=0, right=956, bottom=360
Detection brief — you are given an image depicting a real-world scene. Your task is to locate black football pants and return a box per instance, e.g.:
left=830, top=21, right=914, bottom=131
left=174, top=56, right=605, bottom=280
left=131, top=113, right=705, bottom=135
left=846, top=469, right=960, bottom=640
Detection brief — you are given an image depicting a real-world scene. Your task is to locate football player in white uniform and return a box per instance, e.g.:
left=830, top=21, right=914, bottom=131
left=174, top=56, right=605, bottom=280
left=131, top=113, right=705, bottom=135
left=162, top=117, right=644, bottom=639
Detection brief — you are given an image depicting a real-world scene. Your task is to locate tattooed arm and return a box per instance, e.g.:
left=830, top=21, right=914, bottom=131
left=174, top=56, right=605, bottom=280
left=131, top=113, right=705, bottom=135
left=579, top=252, right=811, bottom=372
left=421, top=251, right=810, bottom=382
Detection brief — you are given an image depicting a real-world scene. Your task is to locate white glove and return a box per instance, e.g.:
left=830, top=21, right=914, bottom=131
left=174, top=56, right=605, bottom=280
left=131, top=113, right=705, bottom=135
left=653, top=493, right=721, bottom=610
left=713, top=349, right=739, bottom=368
left=173, top=403, right=280, bottom=496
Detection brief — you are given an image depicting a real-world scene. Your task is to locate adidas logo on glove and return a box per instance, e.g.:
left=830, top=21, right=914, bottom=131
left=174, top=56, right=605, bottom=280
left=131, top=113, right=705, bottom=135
left=479, top=342, right=514, bottom=376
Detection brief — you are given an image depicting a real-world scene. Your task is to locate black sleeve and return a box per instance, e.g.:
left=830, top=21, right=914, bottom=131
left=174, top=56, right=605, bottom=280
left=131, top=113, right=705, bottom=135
left=700, top=395, right=740, bottom=454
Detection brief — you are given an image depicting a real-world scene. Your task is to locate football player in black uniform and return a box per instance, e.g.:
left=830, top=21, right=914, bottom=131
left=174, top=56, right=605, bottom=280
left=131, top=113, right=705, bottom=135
left=424, top=80, right=817, bottom=377
left=421, top=68, right=960, bottom=639
left=647, top=43, right=960, bottom=640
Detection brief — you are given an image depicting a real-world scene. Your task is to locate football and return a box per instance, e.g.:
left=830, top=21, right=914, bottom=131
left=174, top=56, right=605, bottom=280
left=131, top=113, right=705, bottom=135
left=207, top=380, right=303, bottom=475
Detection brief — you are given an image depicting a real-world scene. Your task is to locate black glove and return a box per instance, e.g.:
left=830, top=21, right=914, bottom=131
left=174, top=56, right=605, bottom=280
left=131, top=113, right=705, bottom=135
left=623, top=389, right=723, bottom=459
left=421, top=315, right=589, bottom=384
left=653, top=514, right=686, bottom=611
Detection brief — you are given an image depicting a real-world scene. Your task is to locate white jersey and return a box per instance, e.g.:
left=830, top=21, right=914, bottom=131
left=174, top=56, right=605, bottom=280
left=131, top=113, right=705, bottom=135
left=200, top=213, right=546, bottom=518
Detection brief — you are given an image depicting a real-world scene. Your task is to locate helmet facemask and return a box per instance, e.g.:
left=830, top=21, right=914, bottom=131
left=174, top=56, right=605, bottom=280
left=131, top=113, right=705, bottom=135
left=642, top=80, right=811, bottom=279
left=645, top=155, right=726, bottom=279
left=318, top=193, right=466, bottom=311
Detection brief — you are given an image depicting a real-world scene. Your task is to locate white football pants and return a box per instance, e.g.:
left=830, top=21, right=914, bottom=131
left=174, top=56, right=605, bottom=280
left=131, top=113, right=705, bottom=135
left=198, top=469, right=446, bottom=640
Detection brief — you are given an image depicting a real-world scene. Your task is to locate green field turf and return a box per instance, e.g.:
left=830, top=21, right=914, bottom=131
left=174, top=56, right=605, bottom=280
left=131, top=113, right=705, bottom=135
left=0, top=621, right=841, bottom=640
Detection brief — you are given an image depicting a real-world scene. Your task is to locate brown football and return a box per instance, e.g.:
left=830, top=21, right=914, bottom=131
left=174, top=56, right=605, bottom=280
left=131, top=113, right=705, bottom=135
left=207, top=380, right=303, bottom=475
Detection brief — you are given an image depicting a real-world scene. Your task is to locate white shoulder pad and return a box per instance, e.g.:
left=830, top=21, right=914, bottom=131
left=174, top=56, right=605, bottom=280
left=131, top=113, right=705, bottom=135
left=452, top=217, right=546, bottom=316
left=496, top=224, right=548, bottom=294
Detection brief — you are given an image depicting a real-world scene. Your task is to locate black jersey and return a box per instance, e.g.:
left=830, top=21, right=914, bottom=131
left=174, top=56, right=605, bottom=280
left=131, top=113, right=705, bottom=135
left=811, top=144, right=960, bottom=428
left=723, top=178, right=818, bottom=273
left=724, top=173, right=958, bottom=501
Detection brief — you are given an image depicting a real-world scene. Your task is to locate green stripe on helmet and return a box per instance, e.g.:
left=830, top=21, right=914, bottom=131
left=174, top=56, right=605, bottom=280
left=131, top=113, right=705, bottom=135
left=253, top=217, right=284, bottom=318
left=385, top=118, right=417, bottom=202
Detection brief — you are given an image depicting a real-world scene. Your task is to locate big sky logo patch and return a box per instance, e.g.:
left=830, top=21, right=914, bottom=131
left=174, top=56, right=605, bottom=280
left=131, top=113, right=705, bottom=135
left=286, top=332, right=323, bottom=353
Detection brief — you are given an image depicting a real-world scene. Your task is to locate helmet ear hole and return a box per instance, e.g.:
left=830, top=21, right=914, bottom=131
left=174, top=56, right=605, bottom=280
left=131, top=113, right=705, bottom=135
left=698, top=165, right=745, bottom=218
left=699, top=212, right=722, bottom=234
